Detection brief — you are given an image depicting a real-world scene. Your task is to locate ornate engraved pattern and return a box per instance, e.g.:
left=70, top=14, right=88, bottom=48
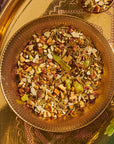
left=105, top=7, right=114, bottom=44
left=49, top=0, right=67, bottom=15
left=24, top=107, right=114, bottom=144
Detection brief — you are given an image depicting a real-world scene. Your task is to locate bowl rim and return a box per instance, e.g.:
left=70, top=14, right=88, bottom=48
left=0, top=14, right=114, bottom=132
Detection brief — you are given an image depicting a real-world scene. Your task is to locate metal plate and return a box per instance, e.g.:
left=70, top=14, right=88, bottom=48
left=0, top=15, right=114, bottom=132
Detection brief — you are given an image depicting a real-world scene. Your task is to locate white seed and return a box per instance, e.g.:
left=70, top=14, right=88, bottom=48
left=32, top=34, right=37, bottom=39
left=18, top=61, right=20, bottom=66
left=54, top=65, right=57, bottom=67
left=43, top=111, right=47, bottom=118
left=47, top=53, right=53, bottom=59
left=80, top=101, right=85, bottom=108
left=36, top=67, right=41, bottom=74
left=20, top=55, right=25, bottom=62
left=18, top=81, right=24, bottom=87
left=31, top=87, right=37, bottom=96
left=85, top=0, right=92, bottom=6
left=71, top=31, right=80, bottom=38
left=26, top=55, right=29, bottom=58
left=98, top=1, right=104, bottom=6
left=87, top=71, right=90, bottom=75
left=33, top=54, right=39, bottom=63
left=63, top=98, right=68, bottom=104
left=47, top=49, right=51, bottom=53
left=25, top=59, right=31, bottom=62
left=45, top=94, right=49, bottom=101
left=95, top=0, right=100, bottom=2
left=78, top=95, right=82, bottom=101
left=38, top=43, right=43, bottom=47
left=62, top=111, right=66, bottom=114
left=47, top=64, right=49, bottom=67
left=29, top=69, right=34, bottom=76
left=56, top=74, right=61, bottom=80
left=44, top=31, right=51, bottom=38
left=32, top=82, right=36, bottom=87
left=44, top=50, right=47, bottom=53
left=20, top=52, right=23, bottom=56
left=89, top=89, right=93, bottom=93
left=21, top=78, right=27, bottom=83
left=28, top=45, right=34, bottom=51
left=68, top=103, right=74, bottom=106
left=36, top=38, right=40, bottom=43
left=58, top=84, right=66, bottom=93
left=39, top=63, right=45, bottom=68
left=50, top=45, right=54, bottom=51
left=46, top=111, right=51, bottom=117
left=90, top=95, right=95, bottom=100
left=27, top=78, right=31, bottom=83
left=35, top=54, right=39, bottom=59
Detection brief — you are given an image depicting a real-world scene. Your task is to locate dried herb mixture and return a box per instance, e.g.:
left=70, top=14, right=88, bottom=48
left=81, top=0, right=113, bottom=13
left=16, top=26, right=103, bottom=119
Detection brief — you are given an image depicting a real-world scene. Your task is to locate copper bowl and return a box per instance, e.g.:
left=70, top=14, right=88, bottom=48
left=0, top=15, right=114, bottom=132
left=81, top=0, right=114, bottom=14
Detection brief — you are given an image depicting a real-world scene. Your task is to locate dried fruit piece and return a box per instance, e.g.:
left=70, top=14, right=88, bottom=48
left=65, top=79, right=72, bottom=90
left=53, top=54, right=71, bottom=71
left=21, top=94, right=29, bottom=102
left=84, top=59, right=90, bottom=68
left=73, top=81, right=84, bottom=94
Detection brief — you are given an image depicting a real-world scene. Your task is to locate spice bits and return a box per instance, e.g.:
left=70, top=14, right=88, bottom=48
left=81, top=0, right=113, bottom=13
left=16, top=26, right=103, bottom=120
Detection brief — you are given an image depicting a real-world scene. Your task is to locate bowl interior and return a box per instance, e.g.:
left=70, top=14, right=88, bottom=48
left=0, top=15, right=114, bottom=132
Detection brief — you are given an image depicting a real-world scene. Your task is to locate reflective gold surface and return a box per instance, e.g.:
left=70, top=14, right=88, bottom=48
left=0, top=0, right=29, bottom=47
